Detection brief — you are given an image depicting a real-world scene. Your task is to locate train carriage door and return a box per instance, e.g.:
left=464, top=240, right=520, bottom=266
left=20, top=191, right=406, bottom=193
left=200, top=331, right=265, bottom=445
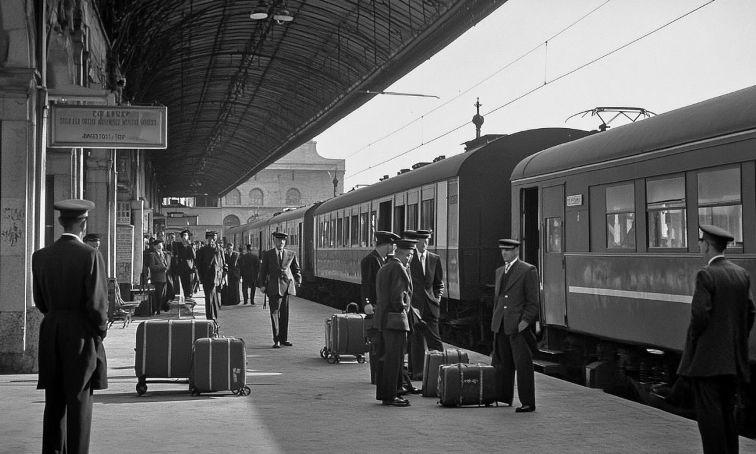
left=541, top=185, right=567, bottom=327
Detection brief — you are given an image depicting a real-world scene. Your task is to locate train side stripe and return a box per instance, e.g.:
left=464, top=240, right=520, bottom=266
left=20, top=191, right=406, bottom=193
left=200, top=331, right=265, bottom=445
left=568, top=286, right=692, bottom=304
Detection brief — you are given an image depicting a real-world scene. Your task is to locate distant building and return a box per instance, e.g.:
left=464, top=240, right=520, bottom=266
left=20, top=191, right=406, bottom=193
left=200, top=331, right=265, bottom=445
left=161, top=141, right=345, bottom=242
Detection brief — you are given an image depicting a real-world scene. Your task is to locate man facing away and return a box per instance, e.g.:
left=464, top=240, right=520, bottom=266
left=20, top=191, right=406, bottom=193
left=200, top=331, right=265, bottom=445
left=677, top=224, right=754, bottom=454
left=148, top=238, right=171, bottom=315
left=32, top=199, right=108, bottom=454
left=223, top=242, right=241, bottom=305
left=491, top=238, right=540, bottom=413
left=196, top=231, right=224, bottom=321
left=239, top=244, right=260, bottom=305
left=258, top=231, right=301, bottom=348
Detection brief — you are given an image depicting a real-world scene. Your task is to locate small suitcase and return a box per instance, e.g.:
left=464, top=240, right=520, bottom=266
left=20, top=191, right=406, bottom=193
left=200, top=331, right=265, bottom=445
left=422, top=349, right=470, bottom=397
left=190, top=337, right=250, bottom=396
left=134, top=319, right=217, bottom=395
left=437, top=363, right=502, bottom=407
left=320, top=304, right=368, bottom=364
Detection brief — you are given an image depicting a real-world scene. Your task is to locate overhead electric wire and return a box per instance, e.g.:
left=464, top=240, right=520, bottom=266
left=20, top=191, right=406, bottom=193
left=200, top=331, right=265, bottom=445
left=345, top=0, right=715, bottom=180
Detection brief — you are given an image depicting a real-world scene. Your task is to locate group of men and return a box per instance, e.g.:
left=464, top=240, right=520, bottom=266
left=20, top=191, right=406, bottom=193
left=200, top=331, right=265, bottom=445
left=140, top=229, right=198, bottom=315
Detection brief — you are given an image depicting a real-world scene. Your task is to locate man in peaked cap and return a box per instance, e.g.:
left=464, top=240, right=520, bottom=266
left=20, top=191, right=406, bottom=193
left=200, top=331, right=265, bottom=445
left=82, top=233, right=101, bottom=250
left=258, top=231, right=301, bottom=348
left=196, top=231, right=224, bottom=321
left=491, top=238, right=540, bottom=413
left=32, top=199, right=108, bottom=453
left=174, top=229, right=196, bottom=300
left=678, top=224, right=754, bottom=454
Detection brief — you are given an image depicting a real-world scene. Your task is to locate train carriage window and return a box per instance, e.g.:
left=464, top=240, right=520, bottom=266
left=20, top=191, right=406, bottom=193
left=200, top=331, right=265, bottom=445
left=330, top=218, right=336, bottom=247
left=370, top=210, right=377, bottom=247
left=606, top=184, right=636, bottom=249
left=344, top=216, right=351, bottom=247
left=420, top=199, right=435, bottom=245
left=698, top=167, right=743, bottom=247
left=351, top=214, right=359, bottom=246
left=394, top=205, right=405, bottom=233
left=406, top=203, right=418, bottom=230
left=647, top=176, right=687, bottom=249
left=336, top=217, right=343, bottom=247
left=360, top=212, right=369, bottom=247
left=545, top=217, right=562, bottom=253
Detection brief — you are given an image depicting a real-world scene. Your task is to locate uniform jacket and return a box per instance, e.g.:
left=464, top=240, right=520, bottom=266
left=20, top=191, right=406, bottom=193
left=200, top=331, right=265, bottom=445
left=375, top=258, right=413, bottom=332
left=239, top=252, right=260, bottom=282
left=491, top=259, right=540, bottom=335
left=225, top=251, right=241, bottom=280
left=32, top=235, right=109, bottom=393
left=174, top=241, right=196, bottom=274
left=148, top=250, right=171, bottom=283
left=408, top=250, right=444, bottom=320
left=258, top=248, right=301, bottom=297
left=196, top=244, right=224, bottom=287
left=360, top=249, right=384, bottom=307
left=678, top=257, right=755, bottom=380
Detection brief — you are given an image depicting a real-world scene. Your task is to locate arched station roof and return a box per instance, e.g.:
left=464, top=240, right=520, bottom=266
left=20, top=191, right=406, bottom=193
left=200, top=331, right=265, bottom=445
left=98, top=0, right=504, bottom=197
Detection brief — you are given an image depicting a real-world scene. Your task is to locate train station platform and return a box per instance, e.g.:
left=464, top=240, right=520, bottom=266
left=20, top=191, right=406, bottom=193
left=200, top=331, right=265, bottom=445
left=2, top=292, right=754, bottom=453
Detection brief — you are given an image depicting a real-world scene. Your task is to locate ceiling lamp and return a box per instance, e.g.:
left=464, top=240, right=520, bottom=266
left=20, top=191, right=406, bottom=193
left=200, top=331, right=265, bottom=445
left=272, top=6, right=294, bottom=24
left=249, top=1, right=269, bottom=20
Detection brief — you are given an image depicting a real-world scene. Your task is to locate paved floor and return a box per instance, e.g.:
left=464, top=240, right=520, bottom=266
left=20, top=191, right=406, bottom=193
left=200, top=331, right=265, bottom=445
left=2, top=291, right=755, bottom=453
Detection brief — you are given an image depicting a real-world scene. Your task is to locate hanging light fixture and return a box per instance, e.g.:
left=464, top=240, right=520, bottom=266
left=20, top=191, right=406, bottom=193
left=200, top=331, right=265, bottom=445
left=273, top=1, right=294, bottom=23
left=249, top=0, right=269, bottom=20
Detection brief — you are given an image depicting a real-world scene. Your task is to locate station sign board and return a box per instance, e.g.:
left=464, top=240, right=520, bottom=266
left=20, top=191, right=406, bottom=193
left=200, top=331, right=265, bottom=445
left=48, top=105, right=167, bottom=149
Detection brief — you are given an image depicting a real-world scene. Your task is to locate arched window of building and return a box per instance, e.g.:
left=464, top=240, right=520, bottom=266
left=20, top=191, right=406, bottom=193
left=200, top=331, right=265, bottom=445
left=224, top=189, right=241, bottom=206
left=249, top=188, right=264, bottom=206
left=286, top=188, right=301, bottom=205
left=223, top=215, right=240, bottom=227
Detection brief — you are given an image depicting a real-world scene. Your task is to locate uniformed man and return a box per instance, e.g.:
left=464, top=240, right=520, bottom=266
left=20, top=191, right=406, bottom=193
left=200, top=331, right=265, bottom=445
left=239, top=244, right=260, bottom=305
left=196, top=231, right=224, bottom=321
left=374, top=238, right=417, bottom=407
left=32, top=199, right=108, bottom=453
left=258, top=232, right=302, bottom=348
left=82, top=233, right=101, bottom=250
left=174, top=229, right=196, bottom=300
left=678, top=224, right=755, bottom=454
left=491, top=238, right=540, bottom=413
left=361, top=230, right=400, bottom=384
left=148, top=238, right=171, bottom=315
left=222, top=242, right=241, bottom=305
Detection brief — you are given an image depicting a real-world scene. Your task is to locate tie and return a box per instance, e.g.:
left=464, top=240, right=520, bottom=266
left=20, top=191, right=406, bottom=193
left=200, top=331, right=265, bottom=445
left=420, top=252, right=426, bottom=274
left=278, top=250, right=283, bottom=263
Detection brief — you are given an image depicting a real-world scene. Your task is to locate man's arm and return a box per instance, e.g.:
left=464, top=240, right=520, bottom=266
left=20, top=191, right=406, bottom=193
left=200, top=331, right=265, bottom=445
left=31, top=253, right=48, bottom=313
left=290, top=253, right=302, bottom=285
left=432, top=255, right=444, bottom=299
left=85, top=251, right=109, bottom=338
left=257, top=251, right=269, bottom=289
left=519, top=266, right=540, bottom=331
left=689, top=269, right=714, bottom=339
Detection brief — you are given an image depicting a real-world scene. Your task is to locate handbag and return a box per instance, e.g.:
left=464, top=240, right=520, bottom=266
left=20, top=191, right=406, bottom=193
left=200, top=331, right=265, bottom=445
left=385, top=311, right=409, bottom=331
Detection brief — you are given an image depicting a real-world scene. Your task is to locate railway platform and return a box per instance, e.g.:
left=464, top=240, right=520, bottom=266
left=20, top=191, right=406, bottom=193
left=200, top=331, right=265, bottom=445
left=2, top=292, right=754, bottom=453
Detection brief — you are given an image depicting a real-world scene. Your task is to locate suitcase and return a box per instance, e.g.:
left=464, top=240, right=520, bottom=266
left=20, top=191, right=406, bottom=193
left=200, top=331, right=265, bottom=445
left=422, top=349, right=470, bottom=397
left=320, top=312, right=368, bottom=364
left=190, top=337, right=250, bottom=396
left=437, top=363, right=502, bottom=407
left=134, top=319, right=217, bottom=395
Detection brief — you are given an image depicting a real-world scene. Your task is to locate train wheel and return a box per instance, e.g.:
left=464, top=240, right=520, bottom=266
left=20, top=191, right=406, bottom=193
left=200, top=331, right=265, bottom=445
left=320, top=347, right=328, bottom=359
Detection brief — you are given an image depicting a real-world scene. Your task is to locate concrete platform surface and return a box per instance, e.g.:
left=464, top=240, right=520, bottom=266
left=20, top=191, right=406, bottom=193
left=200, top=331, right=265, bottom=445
left=2, top=292, right=754, bottom=453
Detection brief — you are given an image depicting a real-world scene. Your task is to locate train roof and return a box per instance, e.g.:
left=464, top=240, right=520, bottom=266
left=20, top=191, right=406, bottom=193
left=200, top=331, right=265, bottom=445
left=269, top=203, right=321, bottom=223
left=511, top=84, right=756, bottom=182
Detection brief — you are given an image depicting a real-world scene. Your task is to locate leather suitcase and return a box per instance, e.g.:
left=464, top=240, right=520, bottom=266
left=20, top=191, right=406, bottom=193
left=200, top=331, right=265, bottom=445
left=134, top=319, right=217, bottom=395
left=321, top=313, right=368, bottom=363
left=437, top=363, right=502, bottom=407
left=422, top=349, right=470, bottom=397
left=190, top=337, right=250, bottom=396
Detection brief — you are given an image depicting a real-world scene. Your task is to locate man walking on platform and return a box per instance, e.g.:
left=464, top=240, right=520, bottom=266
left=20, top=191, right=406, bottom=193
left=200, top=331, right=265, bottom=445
left=374, top=238, right=417, bottom=407
left=222, top=242, right=241, bottom=305
left=148, top=238, right=171, bottom=315
left=196, top=231, right=224, bottom=321
left=491, top=238, right=540, bottom=413
left=33, top=199, right=108, bottom=454
left=258, top=232, right=301, bottom=348
left=678, top=225, right=754, bottom=454
left=239, top=244, right=260, bottom=305
left=174, top=229, right=196, bottom=299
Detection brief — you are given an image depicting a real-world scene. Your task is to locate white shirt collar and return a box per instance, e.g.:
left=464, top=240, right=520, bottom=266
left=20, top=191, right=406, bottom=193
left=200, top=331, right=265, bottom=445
left=505, top=257, right=519, bottom=271
left=707, top=254, right=725, bottom=266
left=61, top=233, right=83, bottom=243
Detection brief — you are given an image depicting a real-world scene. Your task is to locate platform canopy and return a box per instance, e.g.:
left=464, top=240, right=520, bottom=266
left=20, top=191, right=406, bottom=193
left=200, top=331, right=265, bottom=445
left=98, top=0, right=504, bottom=197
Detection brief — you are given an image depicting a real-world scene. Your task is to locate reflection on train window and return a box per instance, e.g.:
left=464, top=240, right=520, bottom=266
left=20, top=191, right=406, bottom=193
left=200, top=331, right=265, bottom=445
left=606, top=183, right=635, bottom=249
left=360, top=212, right=369, bottom=247
left=421, top=199, right=435, bottom=245
left=394, top=205, right=405, bottom=233
left=350, top=214, right=359, bottom=246
left=545, top=217, right=562, bottom=253
left=647, top=176, right=687, bottom=249
left=336, top=218, right=343, bottom=247
left=698, top=167, right=743, bottom=247
left=330, top=218, right=336, bottom=247
left=344, top=217, right=351, bottom=247
left=370, top=211, right=376, bottom=247
left=407, top=203, right=418, bottom=230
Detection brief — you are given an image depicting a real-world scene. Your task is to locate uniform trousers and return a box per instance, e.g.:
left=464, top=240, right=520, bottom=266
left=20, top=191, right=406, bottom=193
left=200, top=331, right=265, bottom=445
left=241, top=278, right=256, bottom=303
left=492, top=330, right=535, bottom=406
left=152, top=282, right=167, bottom=314
left=179, top=271, right=193, bottom=297
left=375, top=330, right=407, bottom=401
left=268, top=293, right=290, bottom=343
left=43, top=385, right=93, bottom=454
left=202, top=283, right=220, bottom=320
left=692, top=375, right=738, bottom=454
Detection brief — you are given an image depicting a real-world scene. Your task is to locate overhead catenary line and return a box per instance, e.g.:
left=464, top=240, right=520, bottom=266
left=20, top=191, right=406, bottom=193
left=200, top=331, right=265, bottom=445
left=345, top=0, right=715, bottom=180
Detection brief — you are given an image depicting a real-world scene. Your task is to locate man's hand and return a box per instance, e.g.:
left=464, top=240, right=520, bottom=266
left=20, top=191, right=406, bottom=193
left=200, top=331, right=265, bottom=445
left=259, top=286, right=266, bottom=294
left=364, top=303, right=374, bottom=315
left=517, top=320, right=529, bottom=332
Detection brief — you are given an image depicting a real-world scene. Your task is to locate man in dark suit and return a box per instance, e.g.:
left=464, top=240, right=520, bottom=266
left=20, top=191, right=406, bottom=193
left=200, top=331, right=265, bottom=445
left=196, top=231, right=224, bottom=321
left=491, top=238, right=540, bottom=413
left=678, top=224, right=755, bottom=454
left=374, top=238, right=417, bottom=407
left=239, top=244, right=260, bottom=305
left=361, top=231, right=400, bottom=384
left=404, top=229, right=445, bottom=379
left=258, top=231, right=301, bottom=348
left=222, top=242, right=241, bottom=305
left=148, top=239, right=171, bottom=315
left=174, top=229, right=196, bottom=299
left=32, top=199, right=108, bottom=454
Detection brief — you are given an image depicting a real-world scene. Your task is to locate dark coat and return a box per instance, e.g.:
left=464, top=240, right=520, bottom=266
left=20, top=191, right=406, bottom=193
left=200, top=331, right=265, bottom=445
left=32, top=235, right=109, bottom=393
left=408, top=250, right=444, bottom=320
left=196, top=244, right=224, bottom=287
left=174, top=241, right=196, bottom=274
left=360, top=249, right=384, bottom=307
left=678, top=257, right=755, bottom=381
left=148, top=250, right=171, bottom=283
left=258, top=248, right=301, bottom=297
left=491, top=259, right=540, bottom=335
left=225, top=251, right=241, bottom=281
left=375, top=258, right=413, bottom=332
left=239, top=252, right=260, bottom=282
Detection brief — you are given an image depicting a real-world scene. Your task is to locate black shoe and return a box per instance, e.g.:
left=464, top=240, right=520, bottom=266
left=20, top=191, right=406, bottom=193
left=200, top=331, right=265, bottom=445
left=382, top=397, right=410, bottom=407
left=515, top=405, right=535, bottom=413
left=243, top=301, right=248, bottom=305
left=250, top=302, right=256, bottom=306
left=281, top=341, right=293, bottom=346
left=272, top=343, right=281, bottom=349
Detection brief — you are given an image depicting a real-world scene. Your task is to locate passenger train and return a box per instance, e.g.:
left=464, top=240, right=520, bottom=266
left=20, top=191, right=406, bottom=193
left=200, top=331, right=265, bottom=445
left=227, top=85, right=756, bottom=430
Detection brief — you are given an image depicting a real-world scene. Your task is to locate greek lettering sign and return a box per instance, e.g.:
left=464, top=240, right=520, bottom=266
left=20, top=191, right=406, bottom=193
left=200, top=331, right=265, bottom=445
left=48, top=105, right=167, bottom=149
left=566, top=194, right=583, bottom=207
